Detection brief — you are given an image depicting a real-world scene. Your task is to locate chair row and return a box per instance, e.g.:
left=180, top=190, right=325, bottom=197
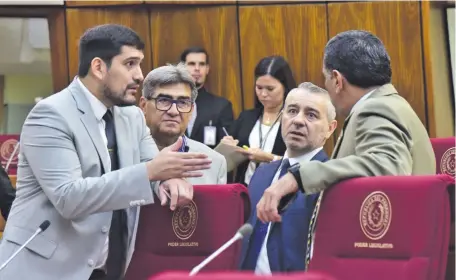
left=126, top=174, right=454, bottom=280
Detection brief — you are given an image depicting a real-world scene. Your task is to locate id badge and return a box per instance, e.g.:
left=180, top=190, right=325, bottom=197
left=204, top=126, right=217, bottom=146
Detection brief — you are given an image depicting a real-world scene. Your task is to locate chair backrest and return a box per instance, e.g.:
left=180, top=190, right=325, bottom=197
left=308, top=175, right=454, bottom=280
left=431, top=137, right=455, bottom=177
left=149, top=271, right=338, bottom=280
left=125, top=184, right=250, bottom=280
left=430, top=137, right=455, bottom=280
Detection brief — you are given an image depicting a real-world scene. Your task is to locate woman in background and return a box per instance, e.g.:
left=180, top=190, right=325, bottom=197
left=222, top=55, right=297, bottom=185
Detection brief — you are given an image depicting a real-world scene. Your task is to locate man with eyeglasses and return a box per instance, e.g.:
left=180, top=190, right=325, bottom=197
left=139, top=63, right=227, bottom=185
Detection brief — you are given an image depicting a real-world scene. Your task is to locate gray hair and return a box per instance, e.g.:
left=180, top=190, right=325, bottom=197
left=297, top=82, right=336, bottom=121
left=142, top=62, right=197, bottom=101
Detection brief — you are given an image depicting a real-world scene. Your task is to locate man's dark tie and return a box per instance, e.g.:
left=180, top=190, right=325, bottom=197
left=244, top=159, right=291, bottom=270
left=103, top=110, right=128, bottom=279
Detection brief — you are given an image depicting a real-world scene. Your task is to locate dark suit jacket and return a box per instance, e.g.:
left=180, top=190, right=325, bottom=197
left=187, top=88, right=234, bottom=149
left=0, top=166, right=15, bottom=220
left=239, top=149, right=328, bottom=272
left=228, top=108, right=286, bottom=184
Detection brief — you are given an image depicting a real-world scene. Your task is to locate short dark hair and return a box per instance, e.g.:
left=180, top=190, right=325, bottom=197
left=180, top=46, right=210, bottom=64
left=78, top=24, right=145, bottom=77
left=323, top=30, right=392, bottom=88
left=254, top=55, right=297, bottom=109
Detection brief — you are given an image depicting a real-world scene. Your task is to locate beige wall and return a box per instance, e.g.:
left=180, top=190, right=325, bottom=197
left=3, top=74, right=53, bottom=104
left=429, top=6, right=455, bottom=137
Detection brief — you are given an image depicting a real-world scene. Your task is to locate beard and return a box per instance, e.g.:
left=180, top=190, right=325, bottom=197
left=102, top=80, right=139, bottom=107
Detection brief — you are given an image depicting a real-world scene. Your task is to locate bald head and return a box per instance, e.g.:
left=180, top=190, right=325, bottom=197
left=286, top=82, right=336, bottom=121
left=281, top=82, right=337, bottom=157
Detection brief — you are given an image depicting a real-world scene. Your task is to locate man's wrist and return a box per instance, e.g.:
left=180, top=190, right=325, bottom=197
left=288, top=163, right=305, bottom=193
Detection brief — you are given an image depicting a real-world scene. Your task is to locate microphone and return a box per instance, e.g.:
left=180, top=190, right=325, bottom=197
left=0, top=220, right=51, bottom=271
left=189, top=223, right=253, bottom=276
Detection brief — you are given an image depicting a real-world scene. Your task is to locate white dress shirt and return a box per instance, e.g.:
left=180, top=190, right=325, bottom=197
left=350, top=89, right=376, bottom=115
left=76, top=78, right=111, bottom=270
left=255, top=147, right=323, bottom=275
left=244, top=120, right=280, bottom=185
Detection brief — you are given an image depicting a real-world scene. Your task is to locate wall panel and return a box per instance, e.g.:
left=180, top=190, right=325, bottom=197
left=48, top=9, right=69, bottom=92
left=145, top=0, right=235, bottom=4
left=66, top=1, right=143, bottom=7
left=149, top=6, right=243, bottom=117
left=65, top=8, right=152, bottom=99
left=238, top=4, right=335, bottom=153
left=327, top=1, right=427, bottom=134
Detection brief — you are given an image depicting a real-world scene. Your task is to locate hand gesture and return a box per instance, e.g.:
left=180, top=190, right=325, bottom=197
left=157, top=178, right=193, bottom=211
left=147, top=137, right=211, bottom=181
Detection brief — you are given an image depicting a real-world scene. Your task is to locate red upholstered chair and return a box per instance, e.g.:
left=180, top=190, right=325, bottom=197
left=430, top=137, right=455, bottom=280
left=149, top=271, right=338, bottom=280
left=125, top=184, right=250, bottom=280
left=431, top=137, right=455, bottom=177
left=308, top=175, right=454, bottom=280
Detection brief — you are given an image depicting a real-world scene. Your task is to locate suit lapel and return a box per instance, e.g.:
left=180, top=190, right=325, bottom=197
left=190, top=91, right=209, bottom=139
left=68, top=81, right=110, bottom=173
left=240, top=161, right=281, bottom=268
left=113, top=107, right=133, bottom=168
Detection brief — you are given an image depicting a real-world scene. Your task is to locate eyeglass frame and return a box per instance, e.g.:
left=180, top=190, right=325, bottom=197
left=146, top=95, right=194, bottom=113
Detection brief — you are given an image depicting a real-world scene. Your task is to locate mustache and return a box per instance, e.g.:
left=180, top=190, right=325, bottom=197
left=126, top=80, right=141, bottom=89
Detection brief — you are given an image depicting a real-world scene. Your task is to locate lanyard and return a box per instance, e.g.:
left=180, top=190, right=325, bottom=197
left=258, top=111, right=282, bottom=150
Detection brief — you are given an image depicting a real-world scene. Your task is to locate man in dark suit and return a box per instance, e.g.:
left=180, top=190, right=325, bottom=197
left=180, top=47, right=234, bottom=148
left=0, top=166, right=15, bottom=220
left=239, top=82, right=337, bottom=274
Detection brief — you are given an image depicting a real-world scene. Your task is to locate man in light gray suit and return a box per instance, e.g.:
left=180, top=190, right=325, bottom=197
left=139, top=63, right=227, bottom=185
left=0, top=24, right=212, bottom=280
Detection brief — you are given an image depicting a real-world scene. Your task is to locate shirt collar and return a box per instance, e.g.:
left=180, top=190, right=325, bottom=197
left=283, top=147, right=323, bottom=166
left=349, top=89, right=376, bottom=115
left=77, top=77, right=108, bottom=121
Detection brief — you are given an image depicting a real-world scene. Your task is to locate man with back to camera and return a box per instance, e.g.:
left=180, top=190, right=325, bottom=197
left=0, top=24, right=212, bottom=280
left=256, top=30, right=436, bottom=267
left=180, top=47, right=234, bottom=148
left=139, top=63, right=227, bottom=185
left=239, top=82, right=337, bottom=274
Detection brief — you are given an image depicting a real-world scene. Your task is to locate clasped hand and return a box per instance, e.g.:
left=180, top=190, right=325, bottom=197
left=147, top=137, right=211, bottom=210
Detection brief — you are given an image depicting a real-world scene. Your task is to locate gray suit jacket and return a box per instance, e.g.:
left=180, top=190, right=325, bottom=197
left=0, top=80, right=160, bottom=280
left=298, top=83, right=436, bottom=194
left=185, top=138, right=227, bottom=185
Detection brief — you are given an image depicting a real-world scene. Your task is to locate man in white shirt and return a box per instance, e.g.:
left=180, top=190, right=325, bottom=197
left=139, top=63, right=227, bottom=185
left=239, top=82, right=337, bottom=274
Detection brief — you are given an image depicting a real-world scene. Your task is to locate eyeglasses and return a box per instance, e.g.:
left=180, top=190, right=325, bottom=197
left=147, top=96, right=193, bottom=113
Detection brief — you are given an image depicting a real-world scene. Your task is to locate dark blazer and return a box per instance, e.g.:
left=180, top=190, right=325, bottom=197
left=187, top=88, right=234, bottom=149
left=0, top=166, right=15, bottom=220
left=239, top=149, right=328, bottom=272
left=228, top=108, right=286, bottom=184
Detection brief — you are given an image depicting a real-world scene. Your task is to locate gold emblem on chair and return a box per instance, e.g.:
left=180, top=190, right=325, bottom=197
left=172, top=200, right=198, bottom=240
left=360, top=191, right=392, bottom=240
left=0, top=139, right=19, bottom=163
left=441, top=147, right=455, bottom=177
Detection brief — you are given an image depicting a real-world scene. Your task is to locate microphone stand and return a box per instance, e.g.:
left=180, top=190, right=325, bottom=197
left=0, top=220, right=50, bottom=272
